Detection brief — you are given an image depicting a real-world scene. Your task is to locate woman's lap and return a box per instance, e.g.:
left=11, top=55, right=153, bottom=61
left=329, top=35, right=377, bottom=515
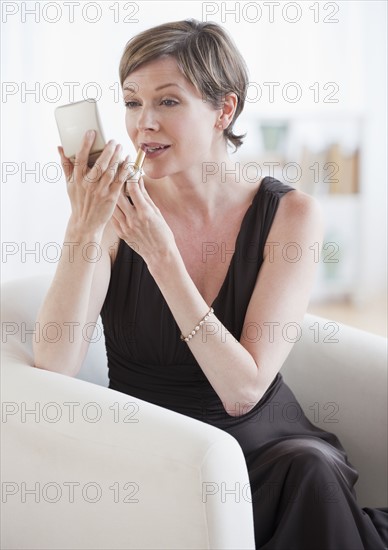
left=245, top=437, right=388, bottom=550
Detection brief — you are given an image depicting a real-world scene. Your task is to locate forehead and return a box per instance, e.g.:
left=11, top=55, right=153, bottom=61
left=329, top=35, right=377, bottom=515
left=123, top=56, right=191, bottom=91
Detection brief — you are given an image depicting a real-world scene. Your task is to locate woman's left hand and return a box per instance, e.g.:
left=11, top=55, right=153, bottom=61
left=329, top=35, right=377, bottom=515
left=111, top=175, right=177, bottom=267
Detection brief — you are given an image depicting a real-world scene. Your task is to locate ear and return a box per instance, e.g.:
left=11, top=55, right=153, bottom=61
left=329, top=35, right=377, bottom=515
left=217, top=92, right=238, bottom=129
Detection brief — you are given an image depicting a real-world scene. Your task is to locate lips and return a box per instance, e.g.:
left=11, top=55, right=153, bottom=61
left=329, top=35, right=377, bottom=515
left=141, top=143, right=171, bottom=154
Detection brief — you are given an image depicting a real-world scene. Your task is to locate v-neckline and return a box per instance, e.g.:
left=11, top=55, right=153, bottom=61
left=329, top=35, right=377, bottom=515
left=131, top=177, right=268, bottom=308
left=210, top=177, right=267, bottom=308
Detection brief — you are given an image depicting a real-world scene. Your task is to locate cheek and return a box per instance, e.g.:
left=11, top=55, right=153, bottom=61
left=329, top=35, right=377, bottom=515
left=180, top=109, right=214, bottom=139
left=183, top=115, right=215, bottom=150
left=125, top=112, right=133, bottom=132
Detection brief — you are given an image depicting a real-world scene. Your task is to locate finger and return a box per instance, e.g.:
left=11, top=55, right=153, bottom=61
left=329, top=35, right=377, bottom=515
left=74, top=130, right=96, bottom=180
left=87, top=139, right=118, bottom=184
left=112, top=203, right=127, bottom=225
left=137, top=176, right=153, bottom=202
left=95, top=143, right=123, bottom=189
left=123, top=161, right=141, bottom=188
left=110, top=155, right=132, bottom=196
left=125, top=176, right=148, bottom=209
left=134, top=176, right=154, bottom=209
left=117, top=189, right=136, bottom=211
left=57, top=146, right=74, bottom=181
left=112, top=156, right=139, bottom=196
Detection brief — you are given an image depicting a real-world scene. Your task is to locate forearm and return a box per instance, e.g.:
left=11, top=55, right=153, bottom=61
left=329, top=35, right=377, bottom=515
left=33, top=219, right=105, bottom=376
left=147, top=248, right=267, bottom=416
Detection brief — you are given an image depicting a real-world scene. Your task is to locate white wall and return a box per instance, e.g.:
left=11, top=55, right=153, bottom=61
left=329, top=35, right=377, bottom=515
left=1, top=1, right=387, bottom=304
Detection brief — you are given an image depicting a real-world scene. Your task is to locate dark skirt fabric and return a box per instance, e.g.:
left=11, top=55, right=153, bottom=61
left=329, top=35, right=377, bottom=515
left=228, top=373, right=388, bottom=550
left=101, top=177, right=388, bottom=549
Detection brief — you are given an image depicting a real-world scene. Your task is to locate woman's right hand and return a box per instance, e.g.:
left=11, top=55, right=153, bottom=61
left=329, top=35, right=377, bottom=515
left=58, top=130, right=131, bottom=234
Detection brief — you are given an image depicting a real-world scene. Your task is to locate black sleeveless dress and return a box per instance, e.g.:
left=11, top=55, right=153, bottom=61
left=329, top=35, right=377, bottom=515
left=100, top=176, right=388, bottom=550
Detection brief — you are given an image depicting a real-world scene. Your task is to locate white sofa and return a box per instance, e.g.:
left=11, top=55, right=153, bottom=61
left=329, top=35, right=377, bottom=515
left=1, top=275, right=387, bottom=550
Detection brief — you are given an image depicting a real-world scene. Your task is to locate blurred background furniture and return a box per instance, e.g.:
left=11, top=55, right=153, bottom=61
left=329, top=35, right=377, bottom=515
left=3, top=2, right=387, bottom=324
left=1, top=275, right=387, bottom=550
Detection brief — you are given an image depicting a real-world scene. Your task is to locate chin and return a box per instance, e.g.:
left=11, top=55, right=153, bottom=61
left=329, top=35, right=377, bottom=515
left=143, top=170, right=168, bottom=182
left=144, top=163, right=182, bottom=181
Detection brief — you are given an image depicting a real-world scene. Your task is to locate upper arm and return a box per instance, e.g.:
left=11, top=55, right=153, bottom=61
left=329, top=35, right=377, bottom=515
left=240, top=190, right=324, bottom=388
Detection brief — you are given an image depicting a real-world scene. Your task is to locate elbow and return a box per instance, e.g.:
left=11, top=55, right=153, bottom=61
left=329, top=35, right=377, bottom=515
left=33, top=353, right=79, bottom=378
left=223, top=370, right=271, bottom=417
left=32, top=342, right=81, bottom=377
left=223, top=389, right=262, bottom=418
left=223, top=399, right=259, bottom=417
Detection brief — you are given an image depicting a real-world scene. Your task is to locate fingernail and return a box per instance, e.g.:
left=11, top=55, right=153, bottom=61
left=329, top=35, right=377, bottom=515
left=87, top=130, right=95, bottom=138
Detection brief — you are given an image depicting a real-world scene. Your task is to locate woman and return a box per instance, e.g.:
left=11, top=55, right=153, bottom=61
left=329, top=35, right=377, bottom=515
left=34, top=19, right=387, bottom=550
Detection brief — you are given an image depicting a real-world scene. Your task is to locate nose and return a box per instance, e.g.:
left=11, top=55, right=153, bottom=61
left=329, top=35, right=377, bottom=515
left=136, top=106, right=159, bottom=132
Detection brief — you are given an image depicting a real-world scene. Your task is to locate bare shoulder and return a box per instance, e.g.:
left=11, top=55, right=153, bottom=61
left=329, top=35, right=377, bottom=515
left=265, top=188, right=324, bottom=255
left=274, top=188, right=323, bottom=226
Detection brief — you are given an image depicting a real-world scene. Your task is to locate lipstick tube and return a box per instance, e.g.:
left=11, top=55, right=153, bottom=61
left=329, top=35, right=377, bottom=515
left=125, top=146, right=146, bottom=196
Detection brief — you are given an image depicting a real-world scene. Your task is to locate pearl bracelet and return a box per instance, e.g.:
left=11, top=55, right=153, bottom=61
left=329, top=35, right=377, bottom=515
left=180, top=307, right=214, bottom=343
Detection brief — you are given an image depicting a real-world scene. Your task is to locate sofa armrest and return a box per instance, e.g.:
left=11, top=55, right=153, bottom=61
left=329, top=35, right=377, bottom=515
left=281, top=314, right=388, bottom=507
left=1, top=351, right=255, bottom=550
left=1, top=274, right=255, bottom=549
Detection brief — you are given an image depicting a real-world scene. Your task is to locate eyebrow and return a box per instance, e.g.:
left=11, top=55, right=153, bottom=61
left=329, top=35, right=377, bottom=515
left=123, top=83, right=183, bottom=92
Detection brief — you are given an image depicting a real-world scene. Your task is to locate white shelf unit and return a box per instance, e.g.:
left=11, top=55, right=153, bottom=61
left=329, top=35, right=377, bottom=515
left=235, top=113, right=363, bottom=303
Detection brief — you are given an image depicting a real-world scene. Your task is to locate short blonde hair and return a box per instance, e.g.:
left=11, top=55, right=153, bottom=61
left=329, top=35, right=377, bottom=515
left=119, top=19, right=249, bottom=151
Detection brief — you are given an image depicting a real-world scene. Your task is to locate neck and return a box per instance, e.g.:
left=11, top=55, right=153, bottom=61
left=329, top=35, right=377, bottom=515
left=146, top=154, right=250, bottom=225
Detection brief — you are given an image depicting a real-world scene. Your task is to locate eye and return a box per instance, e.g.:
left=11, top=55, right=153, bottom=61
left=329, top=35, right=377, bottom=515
left=124, top=98, right=179, bottom=109
left=161, top=99, right=179, bottom=106
left=124, top=101, right=140, bottom=109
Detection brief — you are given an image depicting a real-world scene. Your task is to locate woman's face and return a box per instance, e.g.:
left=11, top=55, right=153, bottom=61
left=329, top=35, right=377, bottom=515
left=122, top=55, right=223, bottom=180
